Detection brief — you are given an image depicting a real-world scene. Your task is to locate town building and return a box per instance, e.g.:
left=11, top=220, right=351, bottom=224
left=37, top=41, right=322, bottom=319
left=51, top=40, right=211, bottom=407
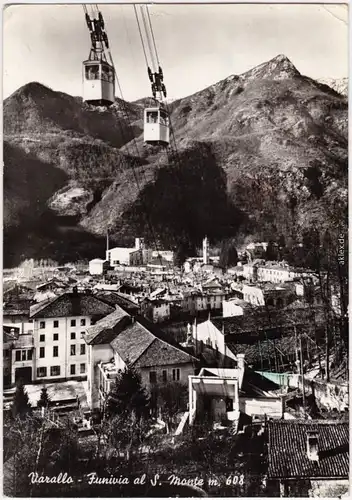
left=188, top=356, right=290, bottom=433
left=106, top=238, right=144, bottom=266
left=242, top=283, right=296, bottom=308
left=21, top=289, right=115, bottom=385
left=85, top=309, right=198, bottom=409
left=3, top=326, right=20, bottom=387
left=222, top=298, right=253, bottom=317
left=140, top=298, right=171, bottom=323
left=3, top=283, right=36, bottom=334
left=89, top=258, right=110, bottom=276
left=193, top=307, right=325, bottom=371
left=267, top=420, right=349, bottom=497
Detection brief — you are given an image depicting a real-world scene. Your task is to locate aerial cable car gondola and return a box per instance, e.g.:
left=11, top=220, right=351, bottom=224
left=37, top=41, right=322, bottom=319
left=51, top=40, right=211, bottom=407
left=144, top=65, right=170, bottom=146
left=82, top=7, right=115, bottom=107
left=134, top=5, right=170, bottom=146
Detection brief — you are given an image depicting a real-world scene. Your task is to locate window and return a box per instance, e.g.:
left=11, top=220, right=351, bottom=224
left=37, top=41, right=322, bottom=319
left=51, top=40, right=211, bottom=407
left=39, top=321, right=45, bottom=329
left=85, top=63, right=99, bottom=80
left=80, top=332, right=85, bottom=339
left=147, top=111, right=158, bottom=124
left=40, top=334, right=45, bottom=342
left=70, top=345, right=76, bottom=356
left=40, top=347, right=45, bottom=358
left=70, top=320, right=76, bottom=327
left=4, top=349, right=9, bottom=358
left=162, top=370, right=167, bottom=382
left=149, top=371, right=157, bottom=383
left=53, top=320, right=59, bottom=328
left=53, top=346, right=59, bottom=357
left=53, top=333, right=59, bottom=341
left=27, top=350, right=33, bottom=361
left=172, top=368, right=180, bottom=381
left=37, top=367, right=47, bottom=377
left=50, top=366, right=60, bottom=377
left=80, top=363, right=86, bottom=374
left=80, top=344, right=86, bottom=355
left=70, top=365, right=76, bottom=375
left=15, top=350, right=21, bottom=362
left=70, top=332, right=76, bottom=340
left=22, top=350, right=27, bottom=361
left=80, top=319, right=86, bottom=327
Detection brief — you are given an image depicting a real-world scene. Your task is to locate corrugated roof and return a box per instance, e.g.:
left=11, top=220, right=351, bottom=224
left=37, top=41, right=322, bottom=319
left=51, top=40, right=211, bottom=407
left=30, top=292, right=114, bottom=318
left=268, top=420, right=349, bottom=479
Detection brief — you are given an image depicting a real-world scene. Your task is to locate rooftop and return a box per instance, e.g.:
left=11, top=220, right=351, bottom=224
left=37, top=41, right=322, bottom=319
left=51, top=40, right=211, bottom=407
left=268, top=420, right=349, bottom=479
left=85, top=306, right=131, bottom=345
left=30, top=291, right=115, bottom=319
left=110, top=317, right=199, bottom=369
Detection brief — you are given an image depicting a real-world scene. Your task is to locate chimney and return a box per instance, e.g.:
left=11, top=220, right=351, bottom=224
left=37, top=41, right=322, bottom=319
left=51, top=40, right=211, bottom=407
left=106, top=230, right=110, bottom=253
left=237, top=353, right=245, bottom=371
left=307, top=431, right=319, bottom=461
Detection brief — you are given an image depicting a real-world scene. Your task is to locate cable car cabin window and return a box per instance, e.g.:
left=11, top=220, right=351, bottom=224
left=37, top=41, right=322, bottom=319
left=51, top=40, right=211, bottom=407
left=159, top=111, right=169, bottom=126
left=101, top=65, right=114, bottom=83
left=85, top=64, right=100, bottom=80
left=147, top=111, right=158, bottom=124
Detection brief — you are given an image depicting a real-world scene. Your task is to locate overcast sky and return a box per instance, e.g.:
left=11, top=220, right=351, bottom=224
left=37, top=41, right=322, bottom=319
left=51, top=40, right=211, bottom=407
left=3, top=3, right=349, bottom=102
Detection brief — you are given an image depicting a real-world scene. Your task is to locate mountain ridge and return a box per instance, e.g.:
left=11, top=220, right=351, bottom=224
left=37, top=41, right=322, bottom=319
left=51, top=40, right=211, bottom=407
left=3, top=54, right=348, bottom=266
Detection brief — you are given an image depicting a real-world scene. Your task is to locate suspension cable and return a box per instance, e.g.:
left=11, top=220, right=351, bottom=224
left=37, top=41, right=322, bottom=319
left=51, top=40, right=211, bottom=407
left=146, top=5, right=161, bottom=68
left=82, top=4, right=170, bottom=280
left=133, top=5, right=149, bottom=69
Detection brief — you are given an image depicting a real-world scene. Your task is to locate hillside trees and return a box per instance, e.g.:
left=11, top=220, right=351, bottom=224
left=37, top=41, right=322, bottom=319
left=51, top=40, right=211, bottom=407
left=125, top=143, right=244, bottom=261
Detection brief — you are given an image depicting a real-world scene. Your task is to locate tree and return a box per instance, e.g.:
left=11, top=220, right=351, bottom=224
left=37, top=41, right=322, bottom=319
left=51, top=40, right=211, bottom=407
left=37, top=386, right=50, bottom=409
left=219, top=239, right=239, bottom=269
left=106, top=365, right=150, bottom=419
left=12, top=382, right=31, bottom=419
left=106, top=412, right=150, bottom=462
left=152, top=382, right=188, bottom=433
left=264, top=241, right=278, bottom=261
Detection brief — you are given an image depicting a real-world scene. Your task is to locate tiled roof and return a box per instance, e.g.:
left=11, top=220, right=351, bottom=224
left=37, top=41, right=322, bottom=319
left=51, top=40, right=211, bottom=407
left=85, top=306, right=131, bottom=345
left=30, top=292, right=114, bottom=318
left=268, top=420, right=349, bottom=479
left=94, top=290, right=140, bottom=314
left=110, top=319, right=198, bottom=368
left=110, top=321, right=155, bottom=365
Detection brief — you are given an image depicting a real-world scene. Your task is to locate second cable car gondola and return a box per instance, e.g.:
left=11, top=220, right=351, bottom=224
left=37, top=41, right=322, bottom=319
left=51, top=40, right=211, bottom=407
left=144, top=106, right=170, bottom=146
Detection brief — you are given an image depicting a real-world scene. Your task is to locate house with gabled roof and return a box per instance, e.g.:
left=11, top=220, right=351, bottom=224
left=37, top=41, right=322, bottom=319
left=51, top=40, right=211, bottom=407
left=267, top=420, right=349, bottom=497
left=84, top=310, right=199, bottom=409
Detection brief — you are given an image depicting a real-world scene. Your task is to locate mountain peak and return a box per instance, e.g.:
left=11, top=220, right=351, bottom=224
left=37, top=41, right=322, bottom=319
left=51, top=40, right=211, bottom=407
left=8, top=81, right=56, bottom=102
left=241, top=54, right=300, bottom=81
